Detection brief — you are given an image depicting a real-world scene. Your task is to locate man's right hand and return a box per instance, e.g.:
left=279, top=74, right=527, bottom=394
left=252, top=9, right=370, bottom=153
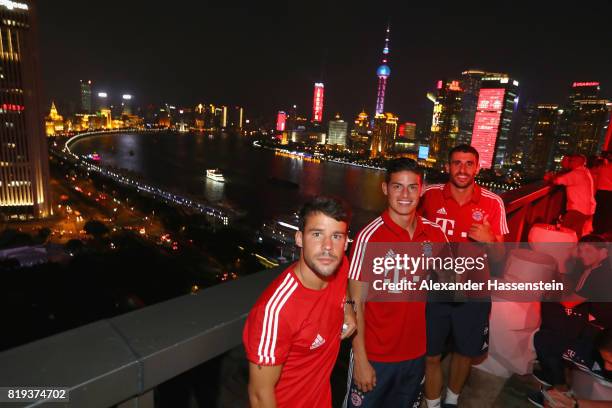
left=352, top=356, right=377, bottom=392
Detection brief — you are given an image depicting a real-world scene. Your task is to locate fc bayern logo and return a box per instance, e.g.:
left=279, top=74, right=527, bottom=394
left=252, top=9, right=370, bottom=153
left=472, top=210, right=484, bottom=221
left=351, top=391, right=363, bottom=407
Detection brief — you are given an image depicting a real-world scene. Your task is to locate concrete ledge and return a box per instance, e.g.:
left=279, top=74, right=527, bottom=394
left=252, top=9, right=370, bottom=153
left=0, top=266, right=283, bottom=407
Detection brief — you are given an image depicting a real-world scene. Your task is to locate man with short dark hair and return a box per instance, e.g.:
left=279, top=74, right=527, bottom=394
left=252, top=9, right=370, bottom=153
left=243, top=196, right=356, bottom=408
left=420, top=144, right=509, bottom=408
left=344, top=158, right=449, bottom=408
left=529, top=234, right=611, bottom=407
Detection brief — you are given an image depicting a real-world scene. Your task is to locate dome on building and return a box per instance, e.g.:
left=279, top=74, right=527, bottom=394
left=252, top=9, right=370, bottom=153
left=376, top=64, right=391, bottom=77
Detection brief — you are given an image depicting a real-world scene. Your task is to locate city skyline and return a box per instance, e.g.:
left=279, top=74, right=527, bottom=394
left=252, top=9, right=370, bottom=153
left=38, top=3, right=612, bottom=126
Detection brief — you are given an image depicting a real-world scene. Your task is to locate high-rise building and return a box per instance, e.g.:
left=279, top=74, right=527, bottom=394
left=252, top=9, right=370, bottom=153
left=328, top=114, right=348, bottom=146
left=470, top=76, right=519, bottom=169
left=0, top=0, right=51, bottom=218
left=285, top=104, right=297, bottom=131
left=428, top=79, right=463, bottom=167
left=276, top=111, right=287, bottom=132
left=512, top=101, right=538, bottom=165
left=121, top=94, right=132, bottom=115
left=354, top=110, right=369, bottom=134
left=559, top=82, right=611, bottom=158
left=80, top=79, right=92, bottom=113
left=398, top=122, right=417, bottom=140
left=228, top=106, right=243, bottom=130
left=370, top=113, right=398, bottom=158
left=375, top=25, right=391, bottom=116
left=458, top=70, right=508, bottom=145
left=312, top=83, right=324, bottom=123
left=221, top=106, right=228, bottom=129
left=524, top=105, right=560, bottom=178
left=394, top=122, right=417, bottom=155
left=349, top=110, right=370, bottom=152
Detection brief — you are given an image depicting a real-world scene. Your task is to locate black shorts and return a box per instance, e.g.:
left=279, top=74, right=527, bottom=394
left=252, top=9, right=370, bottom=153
left=426, top=302, right=491, bottom=357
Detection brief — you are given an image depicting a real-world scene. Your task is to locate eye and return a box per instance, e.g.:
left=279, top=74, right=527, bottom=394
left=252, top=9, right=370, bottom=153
left=332, top=234, right=343, bottom=240
left=312, top=232, right=321, bottom=238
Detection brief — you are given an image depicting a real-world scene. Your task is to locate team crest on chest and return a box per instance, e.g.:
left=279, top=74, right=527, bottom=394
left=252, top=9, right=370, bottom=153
left=472, top=208, right=485, bottom=222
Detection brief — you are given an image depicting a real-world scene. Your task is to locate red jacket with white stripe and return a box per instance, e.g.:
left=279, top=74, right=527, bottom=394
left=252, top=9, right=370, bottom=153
left=243, top=259, right=348, bottom=408
left=349, top=211, right=448, bottom=362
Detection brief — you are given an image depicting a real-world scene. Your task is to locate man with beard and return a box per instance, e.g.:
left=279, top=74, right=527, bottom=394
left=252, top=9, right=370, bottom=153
left=243, top=196, right=356, bottom=408
left=344, top=158, right=449, bottom=408
left=420, top=144, right=509, bottom=408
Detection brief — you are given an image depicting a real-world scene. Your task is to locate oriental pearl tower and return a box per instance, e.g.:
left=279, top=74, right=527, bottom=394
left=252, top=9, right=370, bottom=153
left=375, top=24, right=391, bottom=116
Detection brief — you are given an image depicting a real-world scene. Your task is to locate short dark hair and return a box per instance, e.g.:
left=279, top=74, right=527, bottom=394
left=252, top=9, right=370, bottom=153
left=578, top=233, right=609, bottom=249
left=384, top=158, right=423, bottom=183
left=448, top=144, right=479, bottom=164
left=298, top=196, right=351, bottom=231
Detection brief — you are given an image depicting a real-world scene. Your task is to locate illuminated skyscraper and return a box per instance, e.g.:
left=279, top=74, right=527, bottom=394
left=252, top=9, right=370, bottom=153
left=354, top=110, right=369, bottom=134
left=524, top=104, right=560, bottom=178
left=374, top=25, right=391, bottom=116
left=276, top=111, right=287, bottom=131
left=349, top=110, right=370, bottom=152
left=398, top=122, right=416, bottom=140
left=428, top=79, right=463, bottom=167
left=80, top=79, right=92, bottom=113
left=0, top=0, right=51, bottom=218
left=370, top=113, right=398, bottom=158
left=458, top=70, right=507, bottom=145
left=328, top=114, right=348, bottom=146
left=555, top=82, right=611, bottom=159
left=312, top=83, right=324, bottom=123
left=470, top=76, right=519, bottom=169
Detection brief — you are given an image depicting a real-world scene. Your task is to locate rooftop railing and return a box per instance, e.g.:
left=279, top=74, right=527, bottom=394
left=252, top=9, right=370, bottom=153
left=0, top=182, right=565, bottom=407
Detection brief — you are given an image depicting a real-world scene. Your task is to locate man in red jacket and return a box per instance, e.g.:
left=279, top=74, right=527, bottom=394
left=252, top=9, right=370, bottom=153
left=243, top=196, right=356, bottom=408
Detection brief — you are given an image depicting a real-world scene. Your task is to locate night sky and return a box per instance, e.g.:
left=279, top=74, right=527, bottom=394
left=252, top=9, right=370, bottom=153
left=37, top=2, right=612, bottom=127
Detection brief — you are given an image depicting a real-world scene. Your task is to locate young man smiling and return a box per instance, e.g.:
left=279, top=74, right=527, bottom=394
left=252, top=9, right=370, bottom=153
left=420, top=144, right=509, bottom=408
left=344, top=158, right=448, bottom=408
left=243, top=196, right=356, bottom=408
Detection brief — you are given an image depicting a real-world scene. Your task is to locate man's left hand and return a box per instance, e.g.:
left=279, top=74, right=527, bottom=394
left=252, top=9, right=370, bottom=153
left=468, top=215, right=496, bottom=242
left=341, top=304, right=357, bottom=339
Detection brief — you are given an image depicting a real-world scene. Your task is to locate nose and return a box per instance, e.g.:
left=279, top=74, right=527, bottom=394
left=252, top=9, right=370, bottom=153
left=322, top=235, right=333, bottom=250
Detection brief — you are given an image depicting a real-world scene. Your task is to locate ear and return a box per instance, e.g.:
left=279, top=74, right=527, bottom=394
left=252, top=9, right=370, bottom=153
left=344, top=237, right=349, bottom=252
left=381, top=181, right=388, bottom=196
left=445, top=163, right=449, bottom=173
left=295, top=230, right=303, bottom=248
